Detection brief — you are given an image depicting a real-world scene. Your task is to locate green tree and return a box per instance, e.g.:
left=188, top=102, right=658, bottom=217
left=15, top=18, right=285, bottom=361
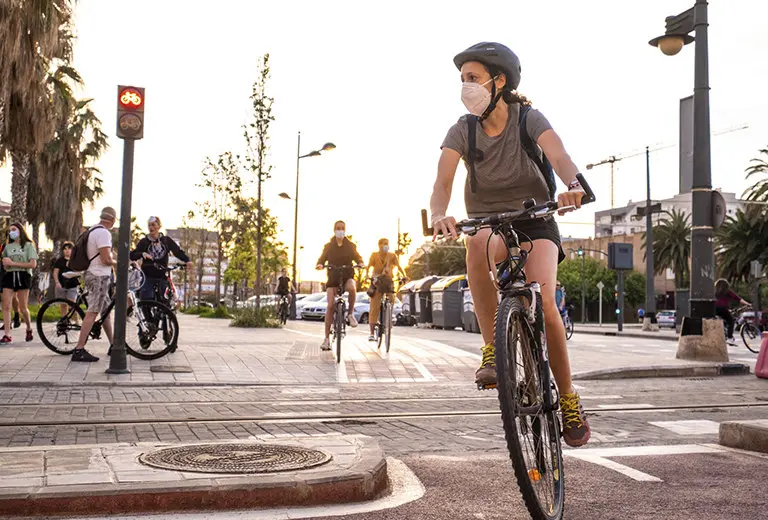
left=716, top=207, right=768, bottom=282
left=744, top=146, right=768, bottom=203
left=1, top=1, right=76, bottom=223
left=243, top=54, right=274, bottom=309
left=643, top=209, right=691, bottom=289
left=405, top=241, right=466, bottom=280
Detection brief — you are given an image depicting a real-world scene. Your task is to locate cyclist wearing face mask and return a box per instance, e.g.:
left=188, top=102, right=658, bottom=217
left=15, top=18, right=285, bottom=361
left=366, top=238, right=406, bottom=341
left=429, top=42, right=590, bottom=448
left=315, top=220, right=364, bottom=350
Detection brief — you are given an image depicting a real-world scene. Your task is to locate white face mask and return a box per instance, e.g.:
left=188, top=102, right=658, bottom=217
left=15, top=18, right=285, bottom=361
left=381, top=245, right=389, bottom=253
left=461, top=78, right=493, bottom=116
left=335, top=230, right=345, bottom=239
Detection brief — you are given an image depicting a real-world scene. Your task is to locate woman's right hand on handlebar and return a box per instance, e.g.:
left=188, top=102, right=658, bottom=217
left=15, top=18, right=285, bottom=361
left=316, top=264, right=324, bottom=270
left=432, top=215, right=458, bottom=240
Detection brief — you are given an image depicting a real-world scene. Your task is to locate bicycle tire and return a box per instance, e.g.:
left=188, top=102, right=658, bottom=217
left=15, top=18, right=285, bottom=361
left=741, top=322, right=762, bottom=353
left=125, top=301, right=179, bottom=360
left=377, top=301, right=386, bottom=350
left=384, top=300, right=393, bottom=353
left=564, top=318, right=573, bottom=341
left=335, top=300, right=344, bottom=363
left=495, top=295, right=565, bottom=520
left=36, top=298, right=86, bottom=355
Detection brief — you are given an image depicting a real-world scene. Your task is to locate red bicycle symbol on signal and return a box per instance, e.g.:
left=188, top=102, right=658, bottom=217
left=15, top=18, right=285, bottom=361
left=120, top=90, right=143, bottom=107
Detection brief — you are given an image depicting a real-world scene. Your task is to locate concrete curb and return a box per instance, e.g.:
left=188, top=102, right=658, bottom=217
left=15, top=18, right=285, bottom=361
left=0, top=437, right=389, bottom=517
left=719, top=420, right=768, bottom=454
left=576, top=329, right=679, bottom=342
left=573, top=362, right=750, bottom=380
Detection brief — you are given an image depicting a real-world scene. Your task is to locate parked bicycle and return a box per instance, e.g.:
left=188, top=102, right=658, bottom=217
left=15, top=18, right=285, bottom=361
left=324, top=264, right=362, bottom=363
left=36, top=264, right=179, bottom=360
left=422, top=173, right=595, bottom=520
left=371, top=275, right=405, bottom=353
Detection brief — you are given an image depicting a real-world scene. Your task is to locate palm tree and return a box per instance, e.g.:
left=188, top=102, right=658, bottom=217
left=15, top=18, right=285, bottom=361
left=716, top=207, right=768, bottom=282
left=744, top=147, right=768, bottom=203
left=0, top=0, right=75, bottom=224
left=644, top=209, right=691, bottom=289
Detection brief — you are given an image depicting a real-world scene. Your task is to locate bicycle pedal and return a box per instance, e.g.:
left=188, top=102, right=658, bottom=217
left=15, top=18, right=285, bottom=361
left=476, top=383, right=497, bottom=391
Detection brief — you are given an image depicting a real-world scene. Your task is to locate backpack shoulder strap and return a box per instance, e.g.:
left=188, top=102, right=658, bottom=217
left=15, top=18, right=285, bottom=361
left=518, top=105, right=557, bottom=200
left=466, top=115, right=479, bottom=193
left=87, top=225, right=106, bottom=261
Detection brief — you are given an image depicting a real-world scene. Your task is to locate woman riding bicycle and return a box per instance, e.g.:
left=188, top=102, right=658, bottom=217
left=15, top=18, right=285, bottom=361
left=429, top=42, right=590, bottom=447
left=315, top=220, right=364, bottom=351
left=715, top=279, right=749, bottom=345
left=130, top=216, right=193, bottom=302
left=366, top=238, right=406, bottom=341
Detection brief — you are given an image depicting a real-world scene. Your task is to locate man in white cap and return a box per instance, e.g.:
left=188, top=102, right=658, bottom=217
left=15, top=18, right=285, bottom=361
left=72, top=207, right=117, bottom=362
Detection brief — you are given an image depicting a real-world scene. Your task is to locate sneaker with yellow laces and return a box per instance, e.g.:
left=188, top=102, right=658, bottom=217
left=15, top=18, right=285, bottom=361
left=559, top=392, right=591, bottom=447
left=474, top=342, right=497, bottom=389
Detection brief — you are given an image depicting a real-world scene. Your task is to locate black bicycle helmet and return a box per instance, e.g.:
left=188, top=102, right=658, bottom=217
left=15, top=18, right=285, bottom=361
left=453, top=42, right=521, bottom=91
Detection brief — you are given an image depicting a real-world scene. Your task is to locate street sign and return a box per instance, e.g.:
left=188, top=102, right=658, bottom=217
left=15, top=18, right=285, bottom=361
left=751, top=260, right=763, bottom=278
left=596, top=281, right=605, bottom=290
left=116, top=85, right=145, bottom=140
left=711, top=190, right=726, bottom=230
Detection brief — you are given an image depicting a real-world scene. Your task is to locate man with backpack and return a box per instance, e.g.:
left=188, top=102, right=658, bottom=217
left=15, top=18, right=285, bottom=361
left=70, top=207, right=117, bottom=362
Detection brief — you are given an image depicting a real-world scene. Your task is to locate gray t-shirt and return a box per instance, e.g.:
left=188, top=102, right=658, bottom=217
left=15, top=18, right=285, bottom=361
left=441, top=103, right=553, bottom=217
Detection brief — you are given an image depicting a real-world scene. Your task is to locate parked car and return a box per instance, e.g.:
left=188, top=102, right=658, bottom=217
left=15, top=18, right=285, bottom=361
left=296, top=293, right=327, bottom=320
left=656, top=310, right=676, bottom=328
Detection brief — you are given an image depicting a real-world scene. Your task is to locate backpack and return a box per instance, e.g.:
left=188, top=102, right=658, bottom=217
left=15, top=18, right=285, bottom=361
left=68, top=225, right=104, bottom=271
left=466, top=105, right=557, bottom=200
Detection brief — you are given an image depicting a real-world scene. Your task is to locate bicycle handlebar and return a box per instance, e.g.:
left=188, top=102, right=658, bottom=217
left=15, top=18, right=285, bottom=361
left=422, top=172, right=596, bottom=237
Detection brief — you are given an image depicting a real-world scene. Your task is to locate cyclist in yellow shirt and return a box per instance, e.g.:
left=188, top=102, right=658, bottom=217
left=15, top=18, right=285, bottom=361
left=365, top=238, right=406, bottom=341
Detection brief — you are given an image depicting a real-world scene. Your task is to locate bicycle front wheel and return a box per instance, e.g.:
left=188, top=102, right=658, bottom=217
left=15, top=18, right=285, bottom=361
left=125, top=301, right=179, bottom=360
left=741, top=322, right=762, bottom=353
left=383, top=301, right=393, bottom=353
left=335, top=301, right=344, bottom=363
left=564, top=317, right=574, bottom=340
left=36, top=298, right=86, bottom=355
left=495, top=295, right=565, bottom=520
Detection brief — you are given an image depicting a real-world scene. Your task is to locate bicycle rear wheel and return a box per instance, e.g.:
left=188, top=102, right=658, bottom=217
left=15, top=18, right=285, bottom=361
left=495, top=295, right=565, bottom=520
left=334, top=300, right=345, bottom=363
left=741, top=322, right=762, bottom=353
left=125, top=301, right=179, bottom=360
left=36, top=298, right=86, bottom=355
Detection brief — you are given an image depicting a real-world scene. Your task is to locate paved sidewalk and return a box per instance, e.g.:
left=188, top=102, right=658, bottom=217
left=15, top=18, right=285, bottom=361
left=0, top=315, right=757, bottom=386
left=576, top=323, right=679, bottom=341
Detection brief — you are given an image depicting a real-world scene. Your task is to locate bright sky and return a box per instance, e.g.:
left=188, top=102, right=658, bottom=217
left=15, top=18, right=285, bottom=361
left=2, top=0, right=767, bottom=281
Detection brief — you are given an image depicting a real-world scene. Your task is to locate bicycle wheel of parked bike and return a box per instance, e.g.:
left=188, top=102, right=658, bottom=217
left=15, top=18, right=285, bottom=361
left=125, top=301, right=179, bottom=360
left=334, top=300, right=345, bottom=364
left=36, top=298, right=86, bottom=355
left=495, top=295, right=565, bottom=520
left=741, top=322, right=762, bottom=353
left=564, top=317, right=573, bottom=341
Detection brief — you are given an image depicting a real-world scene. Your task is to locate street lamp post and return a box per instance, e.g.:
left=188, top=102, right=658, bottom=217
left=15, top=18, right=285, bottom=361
left=568, top=247, right=609, bottom=324
left=285, top=132, right=335, bottom=319
left=649, top=1, right=719, bottom=357
left=642, top=146, right=659, bottom=331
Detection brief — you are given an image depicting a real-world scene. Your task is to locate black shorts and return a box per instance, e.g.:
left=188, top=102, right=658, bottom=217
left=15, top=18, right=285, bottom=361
left=508, top=217, right=566, bottom=264
left=1, top=271, right=32, bottom=291
left=327, top=270, right=354, bottom=290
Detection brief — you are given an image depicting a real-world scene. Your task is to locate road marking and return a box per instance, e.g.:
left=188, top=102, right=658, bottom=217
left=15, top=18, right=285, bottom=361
left=580, top=395, right=623, bottom=400
left=566, top=453, right=662, bottom=482
left=283, top=328, right=324, bottom=339
left=410, top=338, right=482, bottom=359
left=411, top=362, right=437, bottom=382
left=335, top=358, right=349, bottom=383
left=649, top=420, right=720, bottom=436
left=597, top=403, right=652, bottom=409
left=566, top=443, right=726, bottom=482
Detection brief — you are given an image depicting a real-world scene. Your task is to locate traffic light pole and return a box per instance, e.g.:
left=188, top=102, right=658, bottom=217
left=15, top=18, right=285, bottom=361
left=106, top=138, right=134, bottom=374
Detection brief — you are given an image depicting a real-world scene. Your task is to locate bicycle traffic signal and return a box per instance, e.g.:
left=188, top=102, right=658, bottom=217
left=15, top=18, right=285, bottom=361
left=116, top=85, right=145, bottom=139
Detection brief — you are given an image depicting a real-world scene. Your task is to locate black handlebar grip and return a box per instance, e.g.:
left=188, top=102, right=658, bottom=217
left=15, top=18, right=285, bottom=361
left=523, top=198, right=536, bottom=210
left=421, top=209, right=435, bottom=236
left=577, top=173, right=596, bottom=204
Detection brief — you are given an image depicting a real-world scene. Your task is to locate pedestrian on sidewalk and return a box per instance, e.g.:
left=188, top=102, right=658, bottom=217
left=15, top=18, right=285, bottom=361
left=1, top=223, right=38, bottom=343
left=71, top=207, right=117, bottom=362
left=0, top=242, right=22, bottom=331
left=53, top=242, right=79, bottom=313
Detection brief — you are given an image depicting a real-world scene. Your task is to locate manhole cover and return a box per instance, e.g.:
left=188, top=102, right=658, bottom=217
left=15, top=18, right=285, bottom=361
left=150, top=365, right=193, bottom=373
left=139, top=443, right=332, bottom=474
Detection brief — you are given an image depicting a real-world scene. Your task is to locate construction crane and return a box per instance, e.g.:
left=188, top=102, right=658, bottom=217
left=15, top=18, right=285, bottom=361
left=586, top=123, right=749, bottom=208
